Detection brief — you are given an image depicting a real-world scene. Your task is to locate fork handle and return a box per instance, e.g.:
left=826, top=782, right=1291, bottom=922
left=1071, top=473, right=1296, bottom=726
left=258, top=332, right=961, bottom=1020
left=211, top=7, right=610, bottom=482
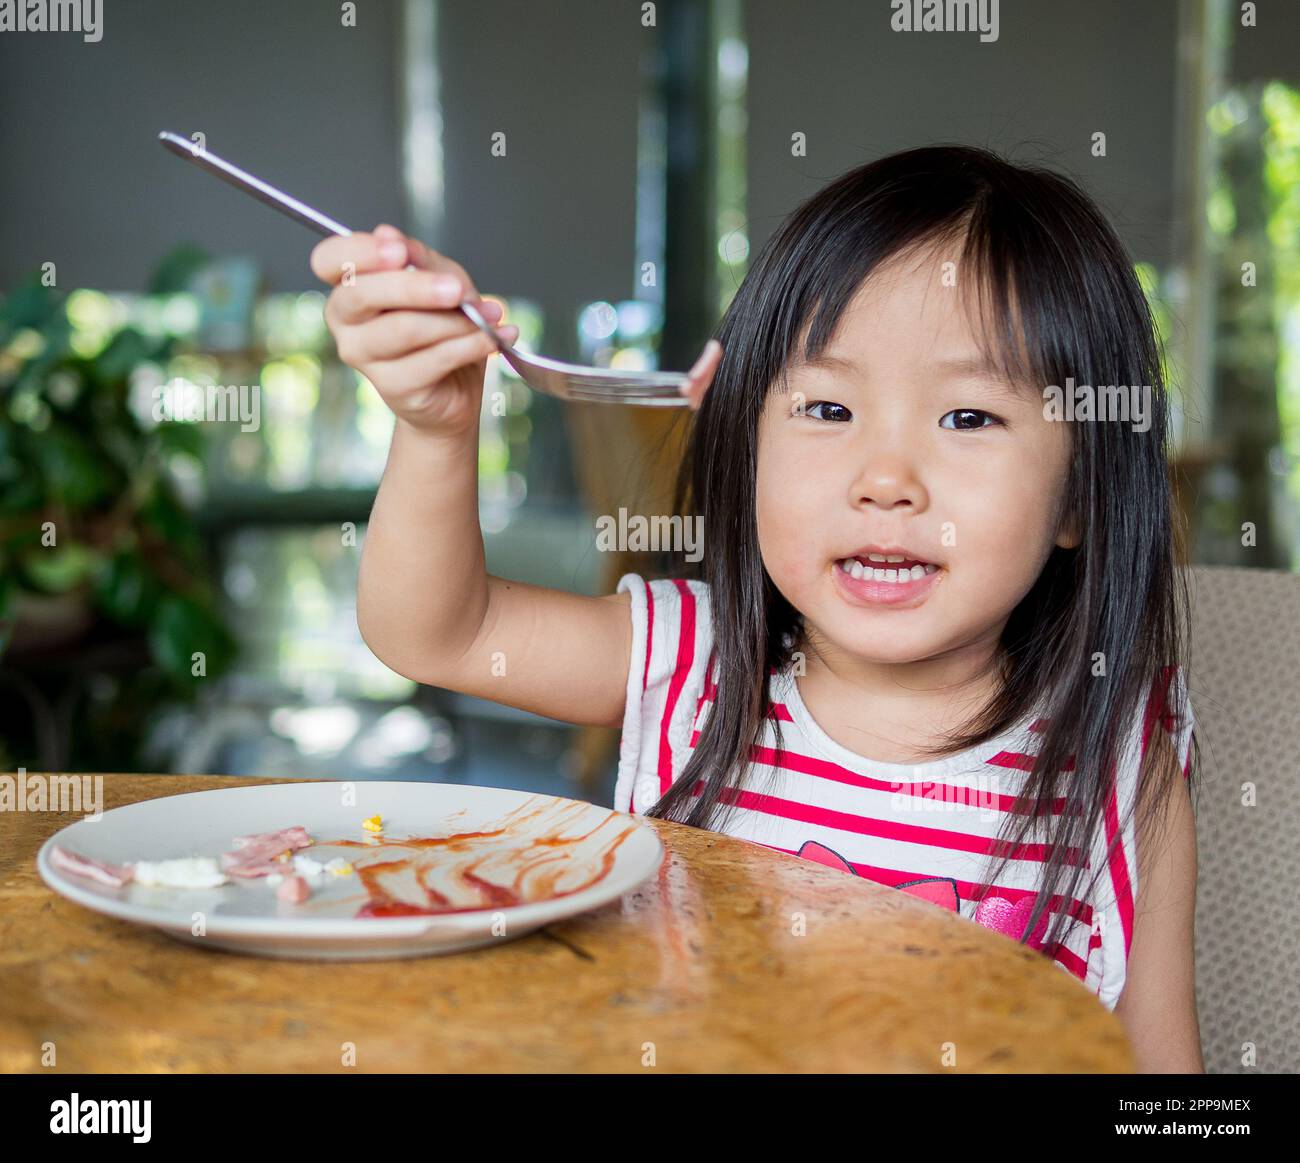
left=158, top=134, right=505, bottom=356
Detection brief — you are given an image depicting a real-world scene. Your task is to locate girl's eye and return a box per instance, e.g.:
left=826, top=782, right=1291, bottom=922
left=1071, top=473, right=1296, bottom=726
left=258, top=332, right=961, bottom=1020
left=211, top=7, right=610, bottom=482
left=940, top=409, right=1003, bottom=431
left=803, top=400, right=852, bottom=423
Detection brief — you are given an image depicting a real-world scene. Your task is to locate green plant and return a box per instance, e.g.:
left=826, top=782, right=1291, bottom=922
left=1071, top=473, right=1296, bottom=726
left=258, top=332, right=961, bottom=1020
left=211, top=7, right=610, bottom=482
left=0, top=251, right=235, bottom=713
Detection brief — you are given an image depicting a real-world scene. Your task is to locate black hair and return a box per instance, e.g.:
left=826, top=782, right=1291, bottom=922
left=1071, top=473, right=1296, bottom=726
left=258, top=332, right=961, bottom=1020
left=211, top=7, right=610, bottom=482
left=645, top=144, right=1198, bottom=965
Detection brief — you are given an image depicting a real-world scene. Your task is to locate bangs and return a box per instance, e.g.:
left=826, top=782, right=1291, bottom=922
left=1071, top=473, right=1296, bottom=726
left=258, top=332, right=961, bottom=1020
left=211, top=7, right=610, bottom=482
left=761, top=151, right=1160, bottom=412
left=773, top=213, right=1048, bottom=406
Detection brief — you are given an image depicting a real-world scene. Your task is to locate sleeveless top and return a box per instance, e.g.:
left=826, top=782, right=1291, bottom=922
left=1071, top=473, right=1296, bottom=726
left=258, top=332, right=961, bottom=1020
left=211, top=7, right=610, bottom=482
left=615, top=573, right=1195, bottom=1011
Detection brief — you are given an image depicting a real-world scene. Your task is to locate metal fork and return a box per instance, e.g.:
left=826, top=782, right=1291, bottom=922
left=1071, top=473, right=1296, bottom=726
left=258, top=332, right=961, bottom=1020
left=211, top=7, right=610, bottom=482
left=159, top=131, right=693, bottom=406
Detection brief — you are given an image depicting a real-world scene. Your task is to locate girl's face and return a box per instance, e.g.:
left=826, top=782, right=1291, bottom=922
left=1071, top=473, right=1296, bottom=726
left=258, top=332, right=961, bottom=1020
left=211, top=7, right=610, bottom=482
left=755, top=242, right=1079, bottom=673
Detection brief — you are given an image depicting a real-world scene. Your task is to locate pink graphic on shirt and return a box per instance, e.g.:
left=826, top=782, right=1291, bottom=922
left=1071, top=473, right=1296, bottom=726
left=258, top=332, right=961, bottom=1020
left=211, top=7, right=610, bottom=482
left=972, top=893, right=1050, bottom=949
left=796, top=839, right=859, bottom=875
left=794, top=839, right=1047, bottom=947
left=795, top=840, right=959, bottom=909
left=894, top=876, right=961, bottom=910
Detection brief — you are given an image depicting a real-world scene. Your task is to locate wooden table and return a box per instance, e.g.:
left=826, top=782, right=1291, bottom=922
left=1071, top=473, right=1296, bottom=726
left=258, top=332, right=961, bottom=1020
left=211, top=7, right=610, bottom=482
left=0, top=774, right=1134, bottom=1072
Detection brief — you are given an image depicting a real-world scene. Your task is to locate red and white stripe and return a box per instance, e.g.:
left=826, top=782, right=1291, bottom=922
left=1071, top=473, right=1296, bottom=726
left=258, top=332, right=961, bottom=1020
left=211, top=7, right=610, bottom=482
left=614, top=573, right=1195, bottom=1010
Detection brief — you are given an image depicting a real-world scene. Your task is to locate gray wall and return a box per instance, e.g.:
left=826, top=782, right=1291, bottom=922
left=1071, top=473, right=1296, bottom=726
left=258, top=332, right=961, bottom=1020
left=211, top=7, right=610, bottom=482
left=1232, top=0, right=1300, bottom=84
left=433, top=0, right=642, bottom=340
left=746, top=0, right=1181, bottom=269
left=0, top=0, right=404, bottom=295
left=3, top=0, right=1297, bottom=342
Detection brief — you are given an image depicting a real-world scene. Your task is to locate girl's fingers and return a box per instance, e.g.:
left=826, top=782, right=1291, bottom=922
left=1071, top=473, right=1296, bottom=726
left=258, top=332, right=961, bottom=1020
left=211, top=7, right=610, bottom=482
left=311, top=224, right=466, bottom=284
left=346, top=306, right=502, bottom=364
left=367, top=325, right=517, bottom=396
left=402, top=236, right=477, bottom=295
left=311, top=230, right=410, bottom=283
left=680, top=339, right=723, bottom=411
left=328, top=269, right=470, bottom=325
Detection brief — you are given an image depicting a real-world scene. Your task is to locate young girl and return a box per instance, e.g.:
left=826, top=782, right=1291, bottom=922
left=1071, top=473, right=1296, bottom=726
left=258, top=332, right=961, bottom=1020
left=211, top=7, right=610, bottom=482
left=310, top=144, right=1201, bottom=1072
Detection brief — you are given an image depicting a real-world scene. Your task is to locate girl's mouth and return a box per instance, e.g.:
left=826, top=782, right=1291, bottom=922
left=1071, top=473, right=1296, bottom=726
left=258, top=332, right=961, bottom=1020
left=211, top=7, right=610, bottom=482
left=833, top=557, right=942, bottom=606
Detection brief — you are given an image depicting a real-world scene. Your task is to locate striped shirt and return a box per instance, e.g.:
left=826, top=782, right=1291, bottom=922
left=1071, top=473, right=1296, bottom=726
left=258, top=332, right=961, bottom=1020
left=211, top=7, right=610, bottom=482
left=615, top=573, right=1195, bottom=1011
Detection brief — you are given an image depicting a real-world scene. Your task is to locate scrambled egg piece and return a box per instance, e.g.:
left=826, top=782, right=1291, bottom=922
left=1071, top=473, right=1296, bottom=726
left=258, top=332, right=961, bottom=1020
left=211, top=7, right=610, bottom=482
left=131, top=858, right=228, bottom=888
left=362, top=815, right=383, bottom=834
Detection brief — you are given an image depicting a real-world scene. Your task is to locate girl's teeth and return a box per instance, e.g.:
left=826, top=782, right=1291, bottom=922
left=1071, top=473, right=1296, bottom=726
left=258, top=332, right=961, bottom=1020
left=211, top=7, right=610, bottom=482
left=838, top=559, right=937, bottom=583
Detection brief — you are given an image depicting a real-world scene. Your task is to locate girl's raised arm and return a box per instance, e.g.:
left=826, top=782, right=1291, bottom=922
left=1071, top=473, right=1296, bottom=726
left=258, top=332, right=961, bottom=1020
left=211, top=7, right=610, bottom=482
left=357, top=413, right=635, bottom=727
left=310, top=225, right=719, bottom=728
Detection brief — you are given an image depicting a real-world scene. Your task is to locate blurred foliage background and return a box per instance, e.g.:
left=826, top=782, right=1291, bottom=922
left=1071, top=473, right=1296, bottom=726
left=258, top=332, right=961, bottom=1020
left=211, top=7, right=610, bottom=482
left=0, top=251, right=235, bottom=772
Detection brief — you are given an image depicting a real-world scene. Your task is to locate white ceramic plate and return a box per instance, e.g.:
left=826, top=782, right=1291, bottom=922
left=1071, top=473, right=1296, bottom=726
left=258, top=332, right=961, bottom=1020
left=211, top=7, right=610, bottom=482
left=36, top=781, right=662, bottom=960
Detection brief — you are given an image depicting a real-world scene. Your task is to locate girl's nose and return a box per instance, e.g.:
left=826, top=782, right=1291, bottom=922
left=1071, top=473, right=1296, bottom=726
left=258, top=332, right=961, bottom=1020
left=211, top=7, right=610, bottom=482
left=848, top=456, right=928, bottom=512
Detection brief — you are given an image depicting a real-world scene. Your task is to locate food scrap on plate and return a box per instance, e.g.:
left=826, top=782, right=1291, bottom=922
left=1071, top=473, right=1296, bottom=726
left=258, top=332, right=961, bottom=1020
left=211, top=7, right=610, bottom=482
left=48, top=846, right=135, bottom=888
left=46, top=802, right=631, bottom=918
left=132, top=858, right=227, bottom=888
left=49, top=824, right=362, bottom=901
left=275, top=875, right=311, bottom=903
left=220, top=825, right=314, bottom=879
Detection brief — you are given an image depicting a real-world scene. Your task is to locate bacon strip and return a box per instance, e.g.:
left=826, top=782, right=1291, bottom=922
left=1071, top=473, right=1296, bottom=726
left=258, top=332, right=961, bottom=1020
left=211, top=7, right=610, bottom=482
left=220, top=825, right=314, bottom=879
left=49, top=845, right=134, bottom=888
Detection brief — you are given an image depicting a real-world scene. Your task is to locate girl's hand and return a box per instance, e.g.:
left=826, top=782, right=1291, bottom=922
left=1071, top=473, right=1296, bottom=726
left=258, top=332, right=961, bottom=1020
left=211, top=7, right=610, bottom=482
left=310, top=224, right=517, bottom=438
left=680, top=339, right=723, bottom=411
